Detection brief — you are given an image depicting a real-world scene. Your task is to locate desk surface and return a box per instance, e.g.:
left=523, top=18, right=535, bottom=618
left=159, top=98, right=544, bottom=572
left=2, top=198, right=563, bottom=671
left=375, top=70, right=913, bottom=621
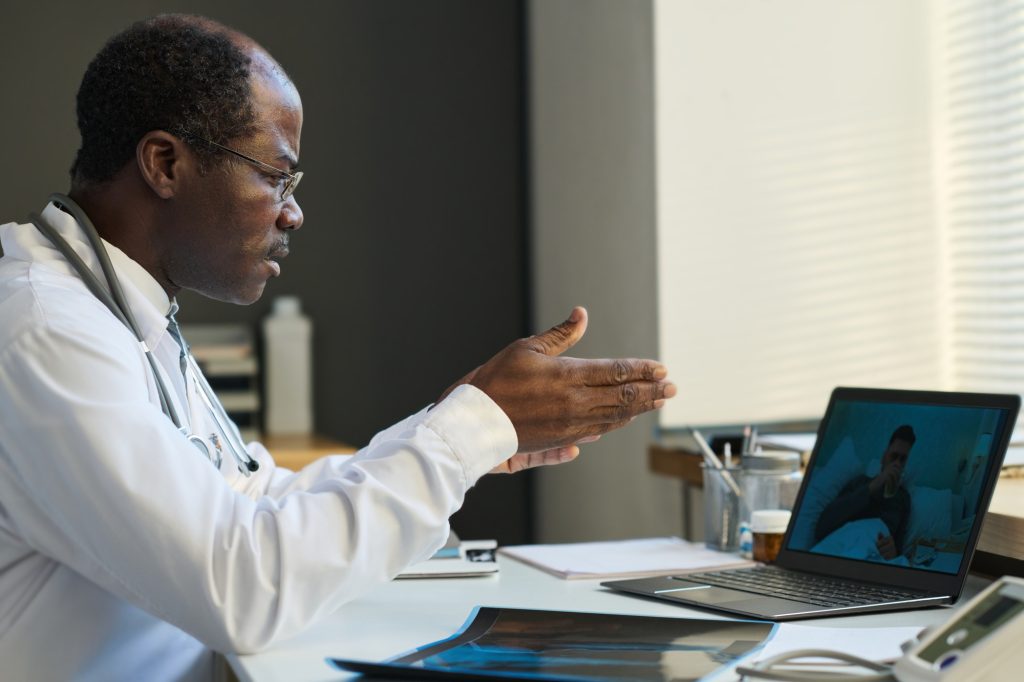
left=227, top=555, right=988, bottom=682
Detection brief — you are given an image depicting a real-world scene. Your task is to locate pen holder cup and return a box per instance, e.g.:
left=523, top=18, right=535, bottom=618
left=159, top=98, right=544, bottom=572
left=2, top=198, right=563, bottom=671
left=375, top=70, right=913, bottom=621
left=702, top=465, right=742, bottom=552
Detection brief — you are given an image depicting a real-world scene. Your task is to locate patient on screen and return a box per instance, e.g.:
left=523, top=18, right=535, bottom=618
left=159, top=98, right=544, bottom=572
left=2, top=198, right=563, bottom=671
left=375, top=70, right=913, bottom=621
left=786, top=401, right=1001, bottom=573
left=813, top=425, right=916, bottom=560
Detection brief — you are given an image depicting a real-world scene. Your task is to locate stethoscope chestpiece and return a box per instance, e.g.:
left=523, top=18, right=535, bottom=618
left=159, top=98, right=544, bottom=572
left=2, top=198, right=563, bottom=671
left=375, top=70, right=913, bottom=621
left=185, top=432, right=222, bottom=471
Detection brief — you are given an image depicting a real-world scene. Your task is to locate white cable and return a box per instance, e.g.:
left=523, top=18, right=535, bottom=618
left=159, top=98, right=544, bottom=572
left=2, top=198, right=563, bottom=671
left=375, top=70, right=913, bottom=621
left=735, top=649, right=896, bottom=681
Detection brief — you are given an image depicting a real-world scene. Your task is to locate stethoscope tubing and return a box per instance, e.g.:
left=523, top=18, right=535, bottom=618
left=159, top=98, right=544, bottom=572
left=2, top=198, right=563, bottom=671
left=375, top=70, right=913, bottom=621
left=28, top=193, right=258, bottom=476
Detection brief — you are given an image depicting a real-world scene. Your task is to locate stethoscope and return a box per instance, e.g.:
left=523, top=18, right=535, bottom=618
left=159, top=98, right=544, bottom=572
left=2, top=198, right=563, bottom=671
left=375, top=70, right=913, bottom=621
left=28, top=193, right=260, bottom=476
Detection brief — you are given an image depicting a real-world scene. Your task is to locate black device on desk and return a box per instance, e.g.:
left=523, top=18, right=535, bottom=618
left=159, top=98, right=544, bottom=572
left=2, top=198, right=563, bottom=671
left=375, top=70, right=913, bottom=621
left=604, top=387, right=1020, bottom=620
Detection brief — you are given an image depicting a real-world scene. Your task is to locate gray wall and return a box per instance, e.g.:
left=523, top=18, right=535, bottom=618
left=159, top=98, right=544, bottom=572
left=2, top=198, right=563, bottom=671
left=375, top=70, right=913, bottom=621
left=528, top=0, right=683, bottom=542
left=1, top=0, right=533, bottom=544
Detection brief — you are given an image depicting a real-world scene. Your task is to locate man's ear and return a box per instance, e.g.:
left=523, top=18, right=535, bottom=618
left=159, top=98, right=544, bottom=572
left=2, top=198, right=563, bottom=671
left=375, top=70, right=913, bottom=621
left=136, top=130, right=189, bottom=199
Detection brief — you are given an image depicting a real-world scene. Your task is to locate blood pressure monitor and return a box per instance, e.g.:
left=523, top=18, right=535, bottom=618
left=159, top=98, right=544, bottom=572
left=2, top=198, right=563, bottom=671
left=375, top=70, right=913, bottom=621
left=894, top=576, right=1024, bottom=681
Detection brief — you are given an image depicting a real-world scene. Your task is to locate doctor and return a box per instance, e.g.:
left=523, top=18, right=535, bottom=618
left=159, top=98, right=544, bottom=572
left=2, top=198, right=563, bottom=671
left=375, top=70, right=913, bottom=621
left=0, top=13, right=675, bottom=681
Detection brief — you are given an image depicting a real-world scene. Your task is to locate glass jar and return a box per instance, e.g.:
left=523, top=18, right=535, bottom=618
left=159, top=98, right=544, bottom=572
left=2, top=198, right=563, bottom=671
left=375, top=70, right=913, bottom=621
left=702, top=464, right=742, bottom=552
left=740, top=451, right=803, bottom=525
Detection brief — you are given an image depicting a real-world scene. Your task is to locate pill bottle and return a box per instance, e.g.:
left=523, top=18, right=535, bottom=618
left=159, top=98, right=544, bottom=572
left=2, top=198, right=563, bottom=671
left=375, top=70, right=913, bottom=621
left=751, top=509, right=791, bottom=563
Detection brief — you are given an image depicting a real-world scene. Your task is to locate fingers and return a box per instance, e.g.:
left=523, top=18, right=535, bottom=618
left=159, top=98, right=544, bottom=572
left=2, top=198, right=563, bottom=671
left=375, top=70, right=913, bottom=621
left=525, top=307, right=588, bottom=357
left=493, top=435, right=607, bottom=475
left=574, top=381, right=677, bottom=423
left=565, top=356, right=668, bottom=386
left=535, top=446, right=579, bottom=467
left=509, top=379, right=672, bottom=450
left=493, top=446, right=580, bottom=474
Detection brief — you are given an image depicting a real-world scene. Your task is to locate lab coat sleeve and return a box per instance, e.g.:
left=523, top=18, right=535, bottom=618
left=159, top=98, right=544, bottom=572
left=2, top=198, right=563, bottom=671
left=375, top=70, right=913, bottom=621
left=0, top=320, right=517, bottom=654
left=246, top=406, right=435, bottom=499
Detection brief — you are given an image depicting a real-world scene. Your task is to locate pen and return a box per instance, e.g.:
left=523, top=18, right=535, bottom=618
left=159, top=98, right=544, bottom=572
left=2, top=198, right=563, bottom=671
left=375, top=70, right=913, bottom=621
left=741, top=425, right=751, bottom=454
left=690, top=427, right=743, bottom=498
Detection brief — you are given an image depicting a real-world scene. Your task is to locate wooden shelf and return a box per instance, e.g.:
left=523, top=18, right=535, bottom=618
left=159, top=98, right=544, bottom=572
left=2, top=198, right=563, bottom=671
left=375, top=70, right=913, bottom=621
left=648, top=443, right=704, bottom=486
left=977, top=478, right=1024, bottom=562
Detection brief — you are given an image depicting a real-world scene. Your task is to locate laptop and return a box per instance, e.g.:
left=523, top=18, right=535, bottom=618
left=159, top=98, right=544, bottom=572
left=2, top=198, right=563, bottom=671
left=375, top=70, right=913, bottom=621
left=604, top=387, right=1020, bottom=620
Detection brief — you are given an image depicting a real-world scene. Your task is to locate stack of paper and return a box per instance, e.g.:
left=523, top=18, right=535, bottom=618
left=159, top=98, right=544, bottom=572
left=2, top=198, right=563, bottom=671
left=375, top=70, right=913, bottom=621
left=498, top=536, right=753, bottom=580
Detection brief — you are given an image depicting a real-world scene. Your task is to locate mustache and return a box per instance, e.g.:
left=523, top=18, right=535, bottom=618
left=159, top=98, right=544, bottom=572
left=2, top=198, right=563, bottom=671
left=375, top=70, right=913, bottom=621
left=267, top=238, right=289, bottom=260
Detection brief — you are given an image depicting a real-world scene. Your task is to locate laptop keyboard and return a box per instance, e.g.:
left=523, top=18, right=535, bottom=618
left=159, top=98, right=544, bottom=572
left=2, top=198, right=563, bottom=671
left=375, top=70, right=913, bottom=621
left=680, top=566, right=929, bottom=608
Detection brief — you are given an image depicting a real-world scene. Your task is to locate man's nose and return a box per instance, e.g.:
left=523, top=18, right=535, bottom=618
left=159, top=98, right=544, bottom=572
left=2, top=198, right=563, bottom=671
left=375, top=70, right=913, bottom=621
left=278, top=195, right=303, bottom=231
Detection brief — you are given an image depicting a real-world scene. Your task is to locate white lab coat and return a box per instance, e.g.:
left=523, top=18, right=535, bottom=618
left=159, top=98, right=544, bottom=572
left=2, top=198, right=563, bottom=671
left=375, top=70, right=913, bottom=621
left=0, top=203, right=517, bottom=681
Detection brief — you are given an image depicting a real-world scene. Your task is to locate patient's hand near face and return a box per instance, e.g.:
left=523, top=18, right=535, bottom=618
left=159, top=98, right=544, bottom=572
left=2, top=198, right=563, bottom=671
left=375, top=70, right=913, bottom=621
left=876, top=531, right=898, bottom=560
left=869, top=459, right=904, bottom=499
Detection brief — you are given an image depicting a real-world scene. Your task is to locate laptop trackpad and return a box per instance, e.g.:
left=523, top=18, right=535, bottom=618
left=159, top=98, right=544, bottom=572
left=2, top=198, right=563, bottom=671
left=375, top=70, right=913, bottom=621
left=658, top=581, right=758, bottom=605
left=661, top=581, right=812, bottom=617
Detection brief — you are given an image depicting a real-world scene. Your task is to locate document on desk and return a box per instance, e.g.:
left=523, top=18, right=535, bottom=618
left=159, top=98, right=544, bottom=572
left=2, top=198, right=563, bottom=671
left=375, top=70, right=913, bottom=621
left=498, top=536, right=753, bottom=580
left=752, top=623, right=923, bottom=664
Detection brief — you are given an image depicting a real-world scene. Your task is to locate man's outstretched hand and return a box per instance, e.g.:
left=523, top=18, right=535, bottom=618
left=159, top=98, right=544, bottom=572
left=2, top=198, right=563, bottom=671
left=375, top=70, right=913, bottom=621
left=443, top=307, right=676, bottom=465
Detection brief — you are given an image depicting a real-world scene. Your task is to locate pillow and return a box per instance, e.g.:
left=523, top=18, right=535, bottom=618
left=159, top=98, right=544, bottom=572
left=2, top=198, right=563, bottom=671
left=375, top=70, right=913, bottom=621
left=788, top=437, right=864, bottom=549
left=949, top=492, right=966, bottom=524
left=902, top=485, right=953, bottom=548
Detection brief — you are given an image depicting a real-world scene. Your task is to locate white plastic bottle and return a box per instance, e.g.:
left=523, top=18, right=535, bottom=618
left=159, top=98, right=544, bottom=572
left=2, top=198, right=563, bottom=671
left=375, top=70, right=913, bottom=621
left=263, top=296, right=313, bottom=435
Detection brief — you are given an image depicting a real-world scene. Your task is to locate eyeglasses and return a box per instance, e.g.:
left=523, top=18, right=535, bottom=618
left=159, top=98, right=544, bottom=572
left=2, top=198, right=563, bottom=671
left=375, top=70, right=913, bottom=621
left=181, top=132, right=303, bottom=202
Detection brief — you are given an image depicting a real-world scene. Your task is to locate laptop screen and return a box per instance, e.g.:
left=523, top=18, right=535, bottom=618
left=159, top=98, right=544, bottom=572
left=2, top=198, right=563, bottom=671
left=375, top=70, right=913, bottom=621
left=785, top=397, right=1011, bottom=574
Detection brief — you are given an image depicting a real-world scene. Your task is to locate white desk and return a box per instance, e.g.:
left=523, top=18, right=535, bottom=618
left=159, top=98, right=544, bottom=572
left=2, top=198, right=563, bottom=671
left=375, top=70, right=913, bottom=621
left=227, top=556, right=989, bottom=682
